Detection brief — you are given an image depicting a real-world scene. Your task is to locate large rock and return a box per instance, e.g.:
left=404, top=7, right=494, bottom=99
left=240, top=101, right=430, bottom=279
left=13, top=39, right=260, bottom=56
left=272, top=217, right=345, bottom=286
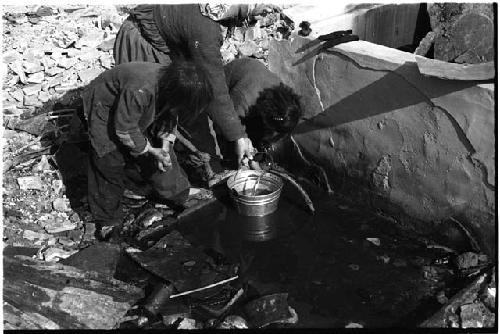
left=428, top=3, right=494, bottom=64
left=269, top=37, right=495, bottom=254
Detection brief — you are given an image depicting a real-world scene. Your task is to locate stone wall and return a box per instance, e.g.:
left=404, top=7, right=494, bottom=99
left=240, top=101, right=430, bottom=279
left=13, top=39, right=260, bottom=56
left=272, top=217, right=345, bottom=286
left=283, top=3, right=421, bottom=49
left=269, top=37, right=495, bottom=254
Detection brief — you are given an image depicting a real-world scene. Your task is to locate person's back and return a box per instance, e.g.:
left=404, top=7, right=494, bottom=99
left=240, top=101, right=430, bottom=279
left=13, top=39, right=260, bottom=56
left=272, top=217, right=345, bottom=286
left=83, top=62, right=164, bottom=158
left=224, top=58, right=281, bottom=118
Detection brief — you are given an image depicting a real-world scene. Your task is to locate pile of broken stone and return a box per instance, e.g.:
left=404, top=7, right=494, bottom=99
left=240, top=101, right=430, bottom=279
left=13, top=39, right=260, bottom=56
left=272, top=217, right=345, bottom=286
left=3, top=5, right=125, bottom=118
left=2, top=4, right=128, bottom=263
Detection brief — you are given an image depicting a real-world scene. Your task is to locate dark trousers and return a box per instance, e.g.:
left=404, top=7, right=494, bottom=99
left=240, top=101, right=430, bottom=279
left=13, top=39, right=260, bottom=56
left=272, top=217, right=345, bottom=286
left=88, top=147, right=190, bottom=227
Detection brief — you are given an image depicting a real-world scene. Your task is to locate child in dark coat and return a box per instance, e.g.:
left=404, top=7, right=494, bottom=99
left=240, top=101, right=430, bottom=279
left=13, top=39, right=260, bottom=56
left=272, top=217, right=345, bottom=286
left=82, top=60, right=212, bottom=240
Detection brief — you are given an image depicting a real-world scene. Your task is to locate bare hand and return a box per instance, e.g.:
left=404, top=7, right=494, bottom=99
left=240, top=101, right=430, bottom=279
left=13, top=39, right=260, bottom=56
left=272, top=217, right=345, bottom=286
left=235, top=137, right=256, bottom=168
left=149, top=147, right=172, bottom=172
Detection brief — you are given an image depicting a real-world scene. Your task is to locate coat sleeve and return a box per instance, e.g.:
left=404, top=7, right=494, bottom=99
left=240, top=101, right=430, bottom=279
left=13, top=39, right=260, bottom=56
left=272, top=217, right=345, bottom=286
left=114, top=89, right=151, bottom=155
left=194, top=23, right=247, bottom=141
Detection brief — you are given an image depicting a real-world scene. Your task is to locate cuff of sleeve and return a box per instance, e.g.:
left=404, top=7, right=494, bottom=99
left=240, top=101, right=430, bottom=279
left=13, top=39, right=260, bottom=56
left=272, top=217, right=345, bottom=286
left=163, top=133, right=176, bottom=143
left=131, top=140, right=150, bottom=156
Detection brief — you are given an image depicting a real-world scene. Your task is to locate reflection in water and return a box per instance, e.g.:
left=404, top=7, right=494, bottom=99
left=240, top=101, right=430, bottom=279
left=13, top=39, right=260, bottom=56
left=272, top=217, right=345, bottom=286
left=222, top=208, right=279, bottom=242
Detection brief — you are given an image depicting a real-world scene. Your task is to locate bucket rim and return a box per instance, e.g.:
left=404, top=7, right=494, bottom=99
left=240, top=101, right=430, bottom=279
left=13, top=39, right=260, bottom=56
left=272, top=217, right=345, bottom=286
left=227, top=169, right=283, bottom=200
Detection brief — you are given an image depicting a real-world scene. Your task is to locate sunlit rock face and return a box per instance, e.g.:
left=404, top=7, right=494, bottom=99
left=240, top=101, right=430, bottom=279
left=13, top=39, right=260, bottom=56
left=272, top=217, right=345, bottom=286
left=268, top=37, right=495, bottom=254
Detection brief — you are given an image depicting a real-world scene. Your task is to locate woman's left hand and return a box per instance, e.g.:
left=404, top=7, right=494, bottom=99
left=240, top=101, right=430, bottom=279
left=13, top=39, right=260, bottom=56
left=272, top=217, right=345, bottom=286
left=235, top=137, right=256, bottom=168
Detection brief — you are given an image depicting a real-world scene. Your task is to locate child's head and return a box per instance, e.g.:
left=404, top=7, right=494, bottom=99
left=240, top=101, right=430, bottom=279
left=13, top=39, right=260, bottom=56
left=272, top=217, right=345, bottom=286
left=154, top=60, right=213, bottom=134
left=245, top=83, right=302, bottom=151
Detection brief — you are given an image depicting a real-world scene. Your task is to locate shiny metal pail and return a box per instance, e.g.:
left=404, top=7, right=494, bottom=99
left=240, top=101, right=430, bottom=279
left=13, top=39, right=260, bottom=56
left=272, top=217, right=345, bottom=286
left=226, top=170, right=283, bottom=217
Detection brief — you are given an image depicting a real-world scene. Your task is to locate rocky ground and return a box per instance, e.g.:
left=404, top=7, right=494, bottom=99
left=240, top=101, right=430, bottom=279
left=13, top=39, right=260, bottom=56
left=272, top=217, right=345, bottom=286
left=2, top=4, right=496, bottom=330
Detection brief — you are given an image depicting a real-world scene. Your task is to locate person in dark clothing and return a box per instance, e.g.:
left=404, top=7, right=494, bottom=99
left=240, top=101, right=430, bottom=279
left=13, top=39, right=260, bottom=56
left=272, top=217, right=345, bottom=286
left=113, top=4, right=280, bottom=169
left=82, top=60, right=212, bottom=240
left=220, top=57, right=303, bottom=167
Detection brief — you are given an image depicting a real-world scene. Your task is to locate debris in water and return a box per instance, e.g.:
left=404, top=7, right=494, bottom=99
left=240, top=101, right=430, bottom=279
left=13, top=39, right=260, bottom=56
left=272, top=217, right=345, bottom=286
left=217, top=315, right=249, bottom=329
left=183, top=260, right=196, bottom=267
left=177, top=318, right=201, bottom=329
left=348, top=264, right=360, bottom=271
left=201, top=288, right=244, bottom=317
left=345, top=322, right=363, bottom=328
left=377, top=255, right=391, bottom=264
left=244, top=293, right=298, bottom=328
left=366, top=237, right=380, bottom=246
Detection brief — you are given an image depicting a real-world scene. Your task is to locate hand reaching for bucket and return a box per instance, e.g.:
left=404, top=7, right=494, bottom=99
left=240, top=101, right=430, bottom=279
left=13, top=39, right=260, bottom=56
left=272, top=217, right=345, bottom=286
left=235, top=137, right=254, bottom=168
left=235, top=137, right=262, bottom=170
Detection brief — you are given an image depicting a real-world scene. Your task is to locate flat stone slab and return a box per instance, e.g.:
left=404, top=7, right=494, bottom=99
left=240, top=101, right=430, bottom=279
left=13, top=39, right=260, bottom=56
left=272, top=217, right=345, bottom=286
left=3, top=254, right=143, bottom=329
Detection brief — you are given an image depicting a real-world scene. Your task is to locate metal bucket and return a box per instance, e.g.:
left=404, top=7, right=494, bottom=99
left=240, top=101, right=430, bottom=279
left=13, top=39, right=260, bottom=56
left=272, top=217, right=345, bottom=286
left=227, top=170, right=283, bottom=217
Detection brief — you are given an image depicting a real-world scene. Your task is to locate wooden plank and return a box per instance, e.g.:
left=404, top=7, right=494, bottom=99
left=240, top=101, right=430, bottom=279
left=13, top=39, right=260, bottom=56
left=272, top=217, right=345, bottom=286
left=3, top=254, right=143, bottom=329
left=416, top=56, right=495, bottom=81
